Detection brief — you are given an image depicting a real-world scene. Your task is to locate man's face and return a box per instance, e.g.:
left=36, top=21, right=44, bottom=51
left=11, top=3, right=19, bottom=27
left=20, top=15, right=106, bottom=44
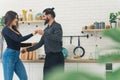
left=42, top=12, right=50, bottom=25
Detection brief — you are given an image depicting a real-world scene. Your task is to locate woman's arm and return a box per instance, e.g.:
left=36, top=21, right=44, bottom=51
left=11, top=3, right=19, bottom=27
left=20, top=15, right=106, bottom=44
left=21, top=43, right=32, bottom=47
left=5, top=28, right=35, bottom=42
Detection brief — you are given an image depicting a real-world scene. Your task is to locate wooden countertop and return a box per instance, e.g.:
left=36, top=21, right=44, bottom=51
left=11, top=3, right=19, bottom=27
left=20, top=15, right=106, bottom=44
left=21, top=59, right=97, bottom=63
left=1, top=59, right=120, bottom=63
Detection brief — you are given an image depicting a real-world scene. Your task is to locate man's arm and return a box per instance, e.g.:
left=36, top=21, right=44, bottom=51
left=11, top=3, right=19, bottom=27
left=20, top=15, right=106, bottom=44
left=21, top=43, right=32, bottom=47
left=26, top=36, right=44, bottom=52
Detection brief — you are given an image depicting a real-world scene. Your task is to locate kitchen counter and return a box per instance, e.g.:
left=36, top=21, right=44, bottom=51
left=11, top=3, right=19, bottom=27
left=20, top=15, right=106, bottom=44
left=1, top=59, right=120, bottom=63
left=21, top=59, right=97, bottom=63
left=1, top=58, right=120, bottom=63
left=0, top=59, right=96, bottom=63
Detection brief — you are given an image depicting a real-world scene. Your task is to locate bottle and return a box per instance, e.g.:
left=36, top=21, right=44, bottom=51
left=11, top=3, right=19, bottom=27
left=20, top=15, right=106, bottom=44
left=95, top=45, right=99, bottom=59
left=29, top=51, right=33, bottom=60
left=18, top=14, right=23, bottom=21
left=22, top=10, right=27, bottom=21
left=32, top=51, right=36, bottom=60
left=28, top=9, right=33, bottom=21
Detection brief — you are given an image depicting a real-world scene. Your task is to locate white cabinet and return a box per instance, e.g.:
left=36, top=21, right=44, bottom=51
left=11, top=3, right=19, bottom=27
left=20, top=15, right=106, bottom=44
left=30, top=63, right=44, bottom=80
left=113, top=63, right=120, bottom=71
left=65, top=63, right=78, bottom=72
left=19, top=63, right=44, bottom=80
left=78, top=63, right=106, bottom=79
left=0, top=62, right=107, bottom=80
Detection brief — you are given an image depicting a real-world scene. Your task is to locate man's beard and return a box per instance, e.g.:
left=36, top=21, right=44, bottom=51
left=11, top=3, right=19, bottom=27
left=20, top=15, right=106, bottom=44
left=44, top=18, right=49, bottom=25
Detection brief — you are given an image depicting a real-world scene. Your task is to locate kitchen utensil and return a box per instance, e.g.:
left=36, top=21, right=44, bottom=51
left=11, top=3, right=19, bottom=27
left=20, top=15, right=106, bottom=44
left=73, top=36, right=85, bottom=57
left=99, top=22, right=105, bottom=29
left=94, top=22, right=99, bottom=29
left=66, top=36, right=76, bottom=55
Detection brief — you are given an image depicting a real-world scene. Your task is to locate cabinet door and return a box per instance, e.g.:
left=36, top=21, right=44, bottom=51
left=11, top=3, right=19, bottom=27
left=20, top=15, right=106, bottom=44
left=30, top=63, right=44, bottom=80
left=113, top=63, right=120, bottom=71
left=78, top=63, right=105, bottom=79
left=65, top=63, right=77, bottom=72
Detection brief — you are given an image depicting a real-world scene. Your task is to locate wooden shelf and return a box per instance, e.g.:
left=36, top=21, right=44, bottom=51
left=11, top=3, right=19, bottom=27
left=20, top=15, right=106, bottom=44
left=82, top=29, right=105, bottom=32
left=18, top=20, right=44, bottom=24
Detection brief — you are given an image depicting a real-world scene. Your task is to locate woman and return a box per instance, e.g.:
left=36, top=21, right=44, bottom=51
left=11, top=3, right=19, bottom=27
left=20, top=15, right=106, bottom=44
left=2, top=11, right=36, bottom=80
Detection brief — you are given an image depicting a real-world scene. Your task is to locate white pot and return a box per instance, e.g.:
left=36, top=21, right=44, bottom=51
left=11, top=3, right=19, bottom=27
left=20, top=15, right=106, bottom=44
left=111, top=22, right=117, bottom=28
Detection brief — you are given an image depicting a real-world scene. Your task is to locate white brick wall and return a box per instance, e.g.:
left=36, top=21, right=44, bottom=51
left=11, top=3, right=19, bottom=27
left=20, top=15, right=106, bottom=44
left=1, top=0, right=119, bottom=58
left=0, top=0, right=120, bottom=35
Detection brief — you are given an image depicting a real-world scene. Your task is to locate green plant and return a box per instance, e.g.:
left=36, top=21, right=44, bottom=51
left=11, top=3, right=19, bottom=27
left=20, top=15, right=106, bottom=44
left=109, top=13, right=118, bottom=23
left=118, top=11, right=120, bottom=16
left=0, top=17, right=4, bottom=30
left=0, top=17, right=4, bottom=26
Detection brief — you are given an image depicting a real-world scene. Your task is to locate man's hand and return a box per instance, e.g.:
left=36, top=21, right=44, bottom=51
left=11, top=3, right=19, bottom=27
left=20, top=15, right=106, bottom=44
left=32, top=42, right=37, bottom=46
left=21, top=48, right=27, bottom=54
left=35, top=29, right=44, bottom=35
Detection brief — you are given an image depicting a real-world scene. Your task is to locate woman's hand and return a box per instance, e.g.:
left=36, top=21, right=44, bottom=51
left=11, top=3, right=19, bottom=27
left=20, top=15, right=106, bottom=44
left=32, top=30, right=38, bottom=36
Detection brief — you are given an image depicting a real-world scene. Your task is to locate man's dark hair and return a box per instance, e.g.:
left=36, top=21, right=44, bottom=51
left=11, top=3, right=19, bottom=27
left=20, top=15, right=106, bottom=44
left=43, top=7, right=56, bottom=18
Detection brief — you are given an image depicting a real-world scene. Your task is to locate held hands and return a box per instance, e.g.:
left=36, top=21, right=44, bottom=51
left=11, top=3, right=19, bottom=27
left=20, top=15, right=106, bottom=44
left=35, top=29, right=44, bottom=35
left=32, top=29, right=44, bottom=35
left=32, top=30, right=38, bottom=36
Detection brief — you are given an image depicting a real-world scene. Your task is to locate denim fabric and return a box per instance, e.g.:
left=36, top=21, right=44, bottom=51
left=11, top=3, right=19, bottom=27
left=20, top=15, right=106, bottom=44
left=2, top=48, right=28, bottom=80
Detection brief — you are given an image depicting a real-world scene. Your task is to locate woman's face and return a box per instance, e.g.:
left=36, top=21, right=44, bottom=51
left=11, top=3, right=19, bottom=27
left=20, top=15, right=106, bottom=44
left=11, top=15, right=18, bottom=26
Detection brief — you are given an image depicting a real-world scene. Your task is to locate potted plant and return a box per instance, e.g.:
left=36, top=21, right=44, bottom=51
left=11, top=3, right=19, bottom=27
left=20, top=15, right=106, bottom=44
left=0, top=16, right=4, bottom=30
left=109, top=13, right=118, bottom=28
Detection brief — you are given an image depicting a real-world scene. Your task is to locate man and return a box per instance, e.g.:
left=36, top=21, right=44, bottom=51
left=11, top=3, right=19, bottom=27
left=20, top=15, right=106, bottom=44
left=21, top=8, right=64, bottom=80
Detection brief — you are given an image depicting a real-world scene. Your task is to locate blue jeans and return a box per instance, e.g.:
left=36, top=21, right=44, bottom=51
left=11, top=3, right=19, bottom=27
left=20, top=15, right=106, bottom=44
left=2, top=48, right=28, bottom=80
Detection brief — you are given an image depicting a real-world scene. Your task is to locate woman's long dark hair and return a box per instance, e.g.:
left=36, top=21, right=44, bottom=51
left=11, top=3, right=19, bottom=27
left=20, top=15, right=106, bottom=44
left=4, top=11, right=19, bottom=33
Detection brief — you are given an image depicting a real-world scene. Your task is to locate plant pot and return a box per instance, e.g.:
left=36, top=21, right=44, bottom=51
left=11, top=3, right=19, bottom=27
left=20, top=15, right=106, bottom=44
left=110, top=22, right=117, bottom=28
